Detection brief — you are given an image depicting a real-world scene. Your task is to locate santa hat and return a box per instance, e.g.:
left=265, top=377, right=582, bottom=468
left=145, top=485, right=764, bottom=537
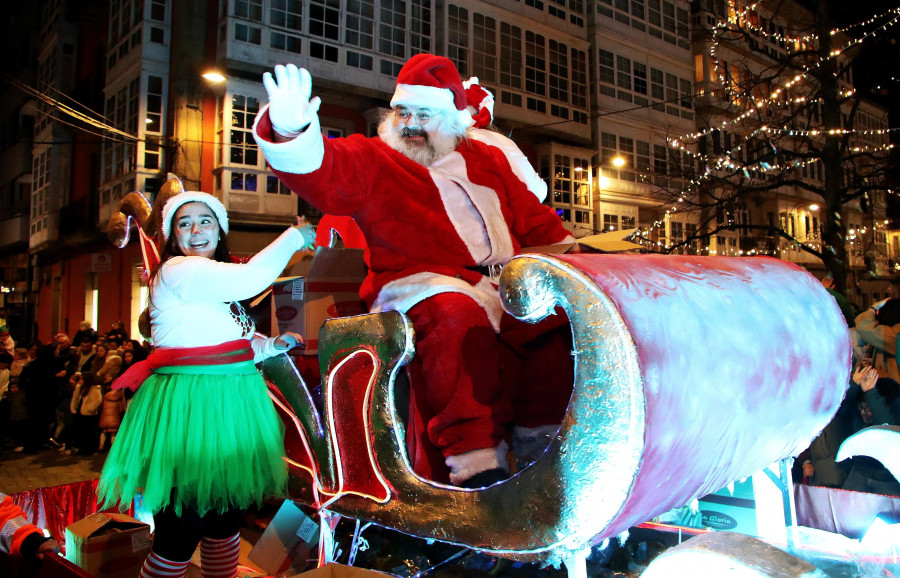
left=160, top=191, right=229, bottom=240
left=462, top=77, right=495, bottom=129
left=390, top=54, right=474, bottom=129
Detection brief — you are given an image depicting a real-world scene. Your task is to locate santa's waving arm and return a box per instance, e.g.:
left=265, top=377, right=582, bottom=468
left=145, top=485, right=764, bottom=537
left=253, top=64, right=327, bottom=174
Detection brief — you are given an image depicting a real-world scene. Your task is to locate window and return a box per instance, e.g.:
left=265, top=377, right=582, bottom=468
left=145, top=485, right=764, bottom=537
left=234, top=0, right=262, bottom=20
left=670, top=221, right=684, bottom=243
left=347, top=51, right=373, bottom=69
left=271, top=0, right=302, bottom=30
left=634, top=62, right=647, bottom=95
left=309, top=0, right=339, bottom=41
left=409, top=0, right=432, bottom=54
left=230, top=95, right=260, bottom=166
left=149, top=0, right=166, bottom=22
left=549, top=40, right=568, bottom=103
left=526, top=97, right=546, bottom=113
left=653, top=144, right=667, bottom=175
left=310, top=41, right=338, bottom=62
left=680, top=78, right=692, bottom=109
left=636, top=140, right=651, bottom=173
left=472, top=13, right=497, bottom=83
left=598, top=49, right=616, bottom=97
left=665, top=72, right=679, bottom=116
left=619, top=137, right=635, bottom=181
left=231, top=171, right=258, bottom=192
left=448, top=5, right=469, bottom=76
left=235, top=22, right=262, bottom=44
left=571, top=49, right=588, bottom=111
left=267, top=176, right=291, bottom=195
left=379, top=0, right=406, bottom=58
left=650, top=67, right=664, bottom=111
left=500, top=23, right=522, bottom=89
left=616, top=55, right=631, bottom=90
left=525, top=31, right=546, bottom=97
left=553, top=155, right=571, bottom=205
left=271, top=32, right=302, bottom=53
left=501, top=91, right=522, bottom=107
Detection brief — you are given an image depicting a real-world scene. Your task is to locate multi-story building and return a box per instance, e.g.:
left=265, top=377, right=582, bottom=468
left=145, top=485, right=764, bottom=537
left=589, top=0, right=698, bottom=248
left=687, top=0, right=892, bottom=305
left=0, top=5, right=39, bottom=340
left=1, top=0, right=893, bottom=343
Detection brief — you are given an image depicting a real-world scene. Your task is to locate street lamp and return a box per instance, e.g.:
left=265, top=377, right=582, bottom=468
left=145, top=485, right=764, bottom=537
left=201, top=70, right=226, bottom=84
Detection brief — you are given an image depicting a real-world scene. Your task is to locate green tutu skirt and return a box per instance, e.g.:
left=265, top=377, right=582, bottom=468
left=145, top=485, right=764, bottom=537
left=98, top=360, right=287, bottom=516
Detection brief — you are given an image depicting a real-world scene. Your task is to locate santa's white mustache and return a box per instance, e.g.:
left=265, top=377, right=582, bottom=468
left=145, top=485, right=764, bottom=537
left=401, top=127, right=427, bottom=139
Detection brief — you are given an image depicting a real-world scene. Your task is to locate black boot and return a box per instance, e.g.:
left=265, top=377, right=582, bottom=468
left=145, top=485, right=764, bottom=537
left=460, top=468, right=508, bottom=489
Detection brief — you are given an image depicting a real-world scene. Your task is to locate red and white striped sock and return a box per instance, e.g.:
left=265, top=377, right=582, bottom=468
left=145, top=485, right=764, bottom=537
left=139, top=551, right=190, bottom=578
left=200, top=533, right=241, bottom=578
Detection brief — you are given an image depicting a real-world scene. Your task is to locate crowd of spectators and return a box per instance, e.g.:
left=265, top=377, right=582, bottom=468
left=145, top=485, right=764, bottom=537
left=794, top=277, right=900, bottom=497
left=0, top=320, right=149, bottom=457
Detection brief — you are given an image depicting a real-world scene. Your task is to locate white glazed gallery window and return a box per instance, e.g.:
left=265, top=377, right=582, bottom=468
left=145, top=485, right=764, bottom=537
left=230, top=95, right=260, bottom=167
left=235, top=22, right=262, bottom=45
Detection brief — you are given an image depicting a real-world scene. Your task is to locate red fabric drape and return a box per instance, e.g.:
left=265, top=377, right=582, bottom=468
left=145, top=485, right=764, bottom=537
left=10, top=480, right=135, bottom=554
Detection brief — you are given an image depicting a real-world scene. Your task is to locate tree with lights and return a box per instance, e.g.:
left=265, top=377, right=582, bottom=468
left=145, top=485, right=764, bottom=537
left=651, top=0, right=898, bottom=297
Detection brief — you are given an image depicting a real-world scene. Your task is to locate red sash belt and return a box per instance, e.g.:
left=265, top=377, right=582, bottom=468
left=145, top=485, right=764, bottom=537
left=112, top=339, right=254, bottom=393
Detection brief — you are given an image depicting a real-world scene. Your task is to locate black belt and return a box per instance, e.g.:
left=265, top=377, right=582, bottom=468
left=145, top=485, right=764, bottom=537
left=465, top=264, right=503, bottom=278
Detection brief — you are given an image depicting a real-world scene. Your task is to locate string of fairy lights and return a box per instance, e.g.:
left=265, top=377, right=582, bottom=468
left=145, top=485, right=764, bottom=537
left=631, top=2, right=900, bottom=254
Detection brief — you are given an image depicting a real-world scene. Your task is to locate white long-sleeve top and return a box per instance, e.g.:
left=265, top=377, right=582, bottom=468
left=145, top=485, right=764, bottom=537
left=150, top=227, right=304, bottom=362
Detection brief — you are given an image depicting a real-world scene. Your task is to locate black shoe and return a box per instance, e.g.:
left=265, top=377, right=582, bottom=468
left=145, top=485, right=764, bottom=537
left=460, top=468, right=508, bottom=489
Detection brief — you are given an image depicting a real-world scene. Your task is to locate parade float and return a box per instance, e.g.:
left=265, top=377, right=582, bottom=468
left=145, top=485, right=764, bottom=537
left=5, top=179, right=899, bottom=577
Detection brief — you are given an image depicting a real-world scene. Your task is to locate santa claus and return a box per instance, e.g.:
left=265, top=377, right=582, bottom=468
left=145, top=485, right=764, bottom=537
left=253, top=53, right=575, bottom=488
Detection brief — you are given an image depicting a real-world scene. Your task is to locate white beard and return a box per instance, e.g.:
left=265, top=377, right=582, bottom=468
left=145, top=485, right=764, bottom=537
left=378, top=117, right=462, bottom=167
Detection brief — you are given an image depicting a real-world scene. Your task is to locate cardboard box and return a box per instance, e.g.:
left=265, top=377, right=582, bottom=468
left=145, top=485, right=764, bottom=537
left=248, top=500, right=319, bottom=577
left=272, top=246, right=367, bottom=355
left=292, top=563, right=392, bottom=577
left=65, top=512, right=151, bottom=578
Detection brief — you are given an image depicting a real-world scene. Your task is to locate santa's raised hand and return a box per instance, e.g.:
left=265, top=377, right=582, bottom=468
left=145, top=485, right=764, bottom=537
left=263, top=64, right=321, bottom=138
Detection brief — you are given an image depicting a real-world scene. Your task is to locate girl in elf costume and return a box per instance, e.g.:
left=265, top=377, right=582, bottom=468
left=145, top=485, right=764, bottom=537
left=98, top=191, right=314, bottom=578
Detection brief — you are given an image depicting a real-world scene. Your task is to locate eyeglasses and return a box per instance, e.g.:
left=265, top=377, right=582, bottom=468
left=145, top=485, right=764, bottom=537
left=393, top=108, right=441, bottom=126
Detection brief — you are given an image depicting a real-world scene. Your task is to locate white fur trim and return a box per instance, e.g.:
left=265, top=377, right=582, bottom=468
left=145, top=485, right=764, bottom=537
left=161, top=191, right=229, bottom=240
left=462, top=77, right=480, bottom=89
left=252, top=103, right=325, bottom=174
left=446, top=440, right=509, bottom=486
left=371, top=273, right=504, bottom=332
left=391, top=83, right=458, bottom=112
left=462, top=77, right=495, bottom=121
left=455, top=108, right=476, bottom=130
left=429, top=152, right=516, bottom=265
left=467, top=129, right=547, bottom=202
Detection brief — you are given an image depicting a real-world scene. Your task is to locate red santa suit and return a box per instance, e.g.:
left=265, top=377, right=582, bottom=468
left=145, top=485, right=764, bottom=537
left=254, top=54, right=574, bottom=485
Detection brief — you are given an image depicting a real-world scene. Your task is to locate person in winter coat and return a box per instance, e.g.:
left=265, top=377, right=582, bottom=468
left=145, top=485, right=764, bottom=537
left=17, top=344, right=59, bottom=452
left=69, top=374, right=103, bottom=455
left=98, top=387, right=126, bottom=451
